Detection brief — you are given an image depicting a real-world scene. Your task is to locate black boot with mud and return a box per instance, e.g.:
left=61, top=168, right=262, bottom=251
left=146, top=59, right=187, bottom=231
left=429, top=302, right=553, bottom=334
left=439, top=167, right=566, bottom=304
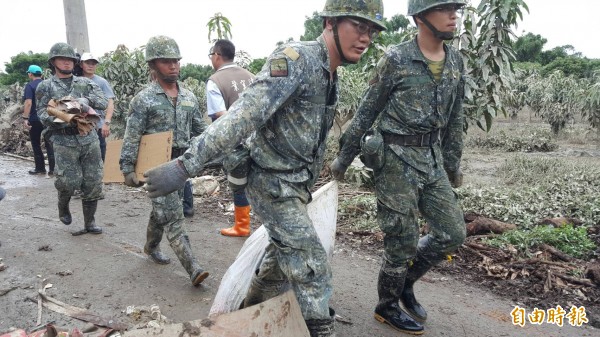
left=144, top=245, right=171, bottom=265
left=58, top=192, right=72, bottom=225
left=305, top=308, right=336, bottom=337
left=170, top=235, right=209, bottom=286
left=374, top=303, right=424, bottom=335
left=144, top=226, right=171, bottom=264
left=400, top=285, right=427, bottom=322
left=192, top=268, right=210, bottom=287
left=72, top=200, right=102, bottom=236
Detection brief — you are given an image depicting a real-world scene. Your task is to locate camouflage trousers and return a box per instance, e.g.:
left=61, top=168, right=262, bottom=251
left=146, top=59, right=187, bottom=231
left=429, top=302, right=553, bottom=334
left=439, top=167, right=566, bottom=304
left=53, top=140, right=103, bottom=201
left=148, top=188, right=186, bottom=244
left=245, top=169, right=332, bottom=321
left=375, top=146, right=466, bottom=270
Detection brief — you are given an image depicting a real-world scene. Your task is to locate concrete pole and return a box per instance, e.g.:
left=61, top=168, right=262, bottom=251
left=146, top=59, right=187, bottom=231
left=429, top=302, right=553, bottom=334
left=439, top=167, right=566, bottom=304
left=63, top=0, right=90, bottom=54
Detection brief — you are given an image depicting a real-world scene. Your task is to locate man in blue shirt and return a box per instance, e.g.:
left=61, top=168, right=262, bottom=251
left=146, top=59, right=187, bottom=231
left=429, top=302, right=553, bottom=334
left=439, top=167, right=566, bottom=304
left=22, top=64, right=55, bottom=175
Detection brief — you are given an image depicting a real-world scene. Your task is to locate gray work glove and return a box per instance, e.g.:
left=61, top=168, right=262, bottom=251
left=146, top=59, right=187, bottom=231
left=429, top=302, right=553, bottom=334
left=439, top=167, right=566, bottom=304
left=446, top=168, right=464, bottom=188
left=123, top=172, right=143, bottom=187
left=330, top=158, right=349, bottom=181
left=144, top=159, right=189, bottom=198
left=76, top=97, right=90, bottom=113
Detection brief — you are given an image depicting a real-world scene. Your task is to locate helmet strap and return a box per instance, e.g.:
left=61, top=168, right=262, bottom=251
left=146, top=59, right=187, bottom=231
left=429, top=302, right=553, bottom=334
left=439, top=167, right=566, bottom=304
left=418, top=15, right=454, bottom=41
left=51, top=59, right=74, bottom=75
left=331, top=19, right=357, bottom=65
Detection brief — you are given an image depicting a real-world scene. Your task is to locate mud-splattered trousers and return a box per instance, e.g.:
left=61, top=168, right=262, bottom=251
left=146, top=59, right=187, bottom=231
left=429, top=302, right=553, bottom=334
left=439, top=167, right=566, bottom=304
left=36, top=75, right=108, bottom=202
left=337, top=37, right=466, bottom=274
left=120, top=81, right=207, bottom=277
left=181, top=35, right=338, bottom=321
left=53, top=136, right=103, bottom=201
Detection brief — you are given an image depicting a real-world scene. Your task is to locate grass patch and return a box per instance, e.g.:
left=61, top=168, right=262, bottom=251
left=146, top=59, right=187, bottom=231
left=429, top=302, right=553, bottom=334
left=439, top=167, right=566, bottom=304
left=338, top=193, right=378, bottom=232
left=466, top=129, right=558, bottom=152
left=484, top=224, right=596, bottom=259
left=459, top=155, right=600, bottom=228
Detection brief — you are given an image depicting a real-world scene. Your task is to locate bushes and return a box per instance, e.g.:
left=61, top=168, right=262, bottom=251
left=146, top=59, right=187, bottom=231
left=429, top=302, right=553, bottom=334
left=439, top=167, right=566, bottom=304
left=459, top=155, right=600, bottom=228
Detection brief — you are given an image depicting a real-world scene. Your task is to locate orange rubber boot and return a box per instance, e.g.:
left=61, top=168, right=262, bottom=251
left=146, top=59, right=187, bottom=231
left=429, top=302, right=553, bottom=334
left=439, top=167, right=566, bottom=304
left=220, top=205, right=251, bottom=237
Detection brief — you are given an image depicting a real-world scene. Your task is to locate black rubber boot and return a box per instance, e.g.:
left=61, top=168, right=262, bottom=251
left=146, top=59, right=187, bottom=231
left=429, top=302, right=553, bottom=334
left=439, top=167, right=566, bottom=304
left=241, top=272, right=284, bottom=308
left=144, top=225, right=170, bottom=265
left=401, top=261, right=431, bottom=322
left=374, top=266, right=424, bottom=335
left=306, top=308, right=336, bottom=337
left=58, top=192, right=72, bottom=225
left=72, top=200, right=102, bottom=236
left=170, top=235, right=208, bottom=286
left=401, top=253, right=444, bottom=322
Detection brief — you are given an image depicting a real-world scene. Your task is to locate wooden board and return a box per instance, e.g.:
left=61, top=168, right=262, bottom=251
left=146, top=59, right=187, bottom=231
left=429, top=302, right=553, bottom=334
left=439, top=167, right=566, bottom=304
left=102, top=131, right=173, bottom=183
left=123, top=290, right=310, bottom=337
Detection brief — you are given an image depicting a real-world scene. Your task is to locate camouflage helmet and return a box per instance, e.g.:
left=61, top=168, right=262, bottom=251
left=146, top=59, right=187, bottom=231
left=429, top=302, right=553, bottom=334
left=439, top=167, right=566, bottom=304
left=48, top=42, right=78, bottom=61
left=320, top=0, right=386, bottom=31
left=408, top=0, right=466, bottom=16
left=145, top=35, right=181, bottom=62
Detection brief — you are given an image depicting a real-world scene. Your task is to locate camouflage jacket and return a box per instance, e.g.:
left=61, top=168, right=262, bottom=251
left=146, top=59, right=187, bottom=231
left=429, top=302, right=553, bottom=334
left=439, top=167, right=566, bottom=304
left=37, top=75, right=108, bottom=146
left=182, top=35, right=338, bottom=187
left=120, top=81, right=207, bottom=174
left=338, top=37, right=465, bottom=173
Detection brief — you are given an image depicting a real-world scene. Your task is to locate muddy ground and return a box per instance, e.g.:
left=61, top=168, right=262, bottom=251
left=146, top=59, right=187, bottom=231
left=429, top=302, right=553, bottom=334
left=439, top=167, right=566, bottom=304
left=0, top=152, right=597, bottom=337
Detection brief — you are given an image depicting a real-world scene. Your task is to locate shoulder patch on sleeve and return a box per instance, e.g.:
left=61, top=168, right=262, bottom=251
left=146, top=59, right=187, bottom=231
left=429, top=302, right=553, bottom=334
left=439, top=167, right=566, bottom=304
left=283, top=47, right=300, bottom=61
left=270, top=58, right=289, bottom=77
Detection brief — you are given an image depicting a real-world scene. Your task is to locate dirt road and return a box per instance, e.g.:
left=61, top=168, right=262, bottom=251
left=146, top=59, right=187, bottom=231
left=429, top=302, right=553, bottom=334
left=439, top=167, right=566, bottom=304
left=0, top=154, right=596, bottom=336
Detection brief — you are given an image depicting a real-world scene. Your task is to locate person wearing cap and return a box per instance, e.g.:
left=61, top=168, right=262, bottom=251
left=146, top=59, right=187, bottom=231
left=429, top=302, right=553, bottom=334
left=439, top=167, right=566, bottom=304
left=79, top=53, right=115, bottom=161
left=23, top=64, right=55, bottom=175
left=36, top=42, right=108, bottom=236
left=142, top=1, right=385, bottom=335
left=331, top=0, right=468, bottom=334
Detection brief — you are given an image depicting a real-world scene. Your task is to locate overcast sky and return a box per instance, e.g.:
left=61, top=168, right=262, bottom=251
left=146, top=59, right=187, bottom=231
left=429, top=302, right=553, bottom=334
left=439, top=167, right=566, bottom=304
left=0, top=0, right=595, bottom=72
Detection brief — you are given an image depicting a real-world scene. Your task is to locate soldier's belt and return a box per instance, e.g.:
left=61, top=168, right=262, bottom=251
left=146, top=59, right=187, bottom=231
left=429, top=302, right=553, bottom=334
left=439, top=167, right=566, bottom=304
left=252, top=164, right=306, bottom=174
left=53, top=127, right=79, bottom=136
left=383, top=130, right=440, bottom=147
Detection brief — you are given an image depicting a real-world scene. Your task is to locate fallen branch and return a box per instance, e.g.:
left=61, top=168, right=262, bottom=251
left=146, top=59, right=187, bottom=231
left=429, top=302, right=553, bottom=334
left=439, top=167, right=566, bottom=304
left=463, top=242, right=500, bottom=252
left=465, top=215, right=516, bottom=236
left=539, top=244, right=576, bottom=262
left=2, top=152, right=34, bottom=162
left=31, top=292, right=128, bottom=330
left=554, top=273, right=596, bottom=288
left=0, top=286, right=17, bottom=296
left=513, top=258, right=576, bottom=269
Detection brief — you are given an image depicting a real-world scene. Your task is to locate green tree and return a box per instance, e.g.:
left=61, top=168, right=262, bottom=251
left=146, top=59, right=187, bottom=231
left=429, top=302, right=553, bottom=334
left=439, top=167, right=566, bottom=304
left=97, top=44, right=149, bottom=138
left=248, top=58, right=267, bottom=74
left=300, top=12, right=322, bottom=42
left=0, top=52, right=48, bottom=85
left=207, top=12, right=232, bottom=42
left=526, top=70, right=582, bottom=134
left=180, top=63, right=213, bottom=83
left=539, top=45, right=580, bottom=65
left=459, top=0, right=529, bottom=131
left=541, top=57, right=600, bottom=78
left=513, top=32, right=546, bottom=63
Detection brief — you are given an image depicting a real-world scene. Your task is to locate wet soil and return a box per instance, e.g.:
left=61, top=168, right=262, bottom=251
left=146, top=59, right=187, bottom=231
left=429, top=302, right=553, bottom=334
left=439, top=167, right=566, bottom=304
left=0, top=154, right=597, bottom=337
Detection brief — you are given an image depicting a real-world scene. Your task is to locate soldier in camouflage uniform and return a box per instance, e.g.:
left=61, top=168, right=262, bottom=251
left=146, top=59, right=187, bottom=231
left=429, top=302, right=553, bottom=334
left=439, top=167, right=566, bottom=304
left=143, top=1, right=385, bottom=335
left=119, top=36, right=209, bottom=287
left=37, top=42, right=108, bottom=236
left=330, top=0, right=468, bottom=334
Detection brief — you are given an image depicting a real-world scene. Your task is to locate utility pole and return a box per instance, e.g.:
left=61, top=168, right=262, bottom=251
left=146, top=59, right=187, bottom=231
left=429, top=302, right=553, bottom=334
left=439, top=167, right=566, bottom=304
left=63, top=0, right=90, bottom=54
